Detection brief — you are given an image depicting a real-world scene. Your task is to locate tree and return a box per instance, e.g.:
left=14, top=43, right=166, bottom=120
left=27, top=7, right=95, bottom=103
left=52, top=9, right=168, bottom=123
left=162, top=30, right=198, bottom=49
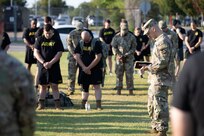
left=37, top=0, right=68, bottom=15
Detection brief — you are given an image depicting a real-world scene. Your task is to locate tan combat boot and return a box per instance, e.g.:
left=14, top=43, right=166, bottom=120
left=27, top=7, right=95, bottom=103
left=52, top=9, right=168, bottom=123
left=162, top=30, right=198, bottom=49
left=96, top=100, right=102, bottom=110
left=36, top=99, right=45, bottom=110
left=116, top=90, right=121, bottom=95
left=129, top=90, right=134, bottom=95
left=54, top=99, right=63, bottom=110
left=81, top=100, right=87, bottom=109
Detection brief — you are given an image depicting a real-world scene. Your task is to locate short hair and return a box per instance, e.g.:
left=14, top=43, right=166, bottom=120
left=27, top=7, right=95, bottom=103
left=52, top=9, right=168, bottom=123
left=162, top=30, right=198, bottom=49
left=105, top=19, right=111, bottom=24
left=121, top=18, right=128, bottom=24
left=31, top=18, right=37, bottom=24
left=44, top=24, right=53, bottom=31
left=44, top=16, right=52, bottom=23
left=173, top=19, right=181, bottom=26
left=191, top=19, right=197, bottom=25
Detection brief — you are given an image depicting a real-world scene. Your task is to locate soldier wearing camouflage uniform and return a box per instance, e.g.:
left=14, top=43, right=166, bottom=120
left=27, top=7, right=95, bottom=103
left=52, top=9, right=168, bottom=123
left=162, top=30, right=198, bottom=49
left=66, top=21, right=84, bottom=95
left=158, top=20, right=178, bottom=90
left=111, top=19, right=136, bottom=95
left=141, top=19, right=174, bottom=136
left=0, top=17, right=36, bottom=136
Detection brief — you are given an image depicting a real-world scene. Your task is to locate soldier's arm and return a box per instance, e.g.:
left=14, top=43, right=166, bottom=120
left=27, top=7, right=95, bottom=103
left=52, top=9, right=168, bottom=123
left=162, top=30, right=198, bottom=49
left=193, top=36, right=202, bottom=49
left=111, top=36, right=122, bottom=56
left=49, top=51, right=63, bottom=65
left=124, top=35, right=136, bottom=56
left=148, top=43, right=170, bottom=73
left=15, top=67, right=36, bottom=136
left=66, top=34, right=75, bottom=55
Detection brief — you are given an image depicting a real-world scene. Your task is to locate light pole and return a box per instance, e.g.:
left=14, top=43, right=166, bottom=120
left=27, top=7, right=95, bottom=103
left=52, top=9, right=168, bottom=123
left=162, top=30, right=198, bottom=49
left=48, top=0, right=51, bottom=16
left=35, top=0, right=38, bottom=16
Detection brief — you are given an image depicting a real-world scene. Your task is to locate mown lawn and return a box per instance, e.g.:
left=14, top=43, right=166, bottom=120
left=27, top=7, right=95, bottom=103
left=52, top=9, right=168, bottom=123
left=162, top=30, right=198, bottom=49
left=8, top=51, right=172, bottom=136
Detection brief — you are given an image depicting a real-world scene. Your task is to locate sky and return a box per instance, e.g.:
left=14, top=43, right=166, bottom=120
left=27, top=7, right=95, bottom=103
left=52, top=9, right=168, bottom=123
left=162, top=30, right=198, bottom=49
left=26, top=0, right=91, bottom=8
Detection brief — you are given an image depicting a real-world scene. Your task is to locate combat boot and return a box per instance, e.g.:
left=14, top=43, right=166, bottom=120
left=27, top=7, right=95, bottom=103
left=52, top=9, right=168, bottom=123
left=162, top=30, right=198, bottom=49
left=116, top=90, right=121, bottom=95
left=129, top=90, right=134, bottom=95
left=36, top=99, right=45, bottom=110
left=96, top=100, right=102, bottom=110
left=54, top=99, right=63, bottom=110
left=157, top=131, right=167, bottom=136
left=81, top=100, right=87, bottom=109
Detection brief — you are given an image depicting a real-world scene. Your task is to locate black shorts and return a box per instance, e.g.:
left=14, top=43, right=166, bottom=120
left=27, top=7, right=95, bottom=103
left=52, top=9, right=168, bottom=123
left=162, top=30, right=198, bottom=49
left=184, top=48, right=201, bottom=59
left=37, top=63, right=62, bottom=85
left=25, top=47, right=37, bottom=64
left=108, top=46, right=113, bottom=56
left=78, top=68, right=102, bottom=85
left=142, top=46, right=151, bottom=56
left=175, top=48, right=184, bottom=61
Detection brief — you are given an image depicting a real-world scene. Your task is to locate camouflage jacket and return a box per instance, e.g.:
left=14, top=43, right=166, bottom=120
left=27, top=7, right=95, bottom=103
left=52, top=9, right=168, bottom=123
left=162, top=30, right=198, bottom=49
left=0, top=51, right=36, bottom=136
left=111, top=32, right=136, bottom=62
left=66, top=29, right=83, bottom=56
left=148, top=34, right=174, bottom=87
left=164, top=29, right=178, bottom=57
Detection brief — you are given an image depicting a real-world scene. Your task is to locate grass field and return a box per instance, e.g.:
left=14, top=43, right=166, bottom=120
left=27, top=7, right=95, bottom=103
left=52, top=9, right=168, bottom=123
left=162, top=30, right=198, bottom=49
left=8, top=51, right=172, bottom=136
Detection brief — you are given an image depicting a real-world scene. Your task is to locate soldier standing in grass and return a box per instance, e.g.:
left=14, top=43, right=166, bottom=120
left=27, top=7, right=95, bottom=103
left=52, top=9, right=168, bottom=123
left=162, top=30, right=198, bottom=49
left=66, top=21, right=84, bottom=95
left=111, top=19, right=136, bottom=95
left=34, top=24, right=64, bottom=110
left=158, top=20, right=178, bottom=91
left=0, top=12, right=36, bottom=136
left=141, top=19, right=174, bottom=136
left=22, top=18, right=39, bottom=90
left=74, top=31, right=103, bottom=110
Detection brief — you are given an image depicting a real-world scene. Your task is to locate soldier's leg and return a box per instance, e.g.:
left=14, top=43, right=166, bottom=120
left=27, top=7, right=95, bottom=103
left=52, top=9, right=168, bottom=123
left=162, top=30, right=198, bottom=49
left=51, top=83, right=63, bottom=110
left=37, top=85, right=47, bottom=110
left=93, top=84, right=102, bottom=110
left=125, top=61, right=134, bottom=95
left=68, top=57, right=77, bottom=94
left=108, top=56, right=113, bottom=74
left=26, top=63, right=32, bottom=72
left=81, top=83, right=90, bottom=109
left=115, top=62, right=124, bottom=94
left=151, top=85, right=169, bottom=134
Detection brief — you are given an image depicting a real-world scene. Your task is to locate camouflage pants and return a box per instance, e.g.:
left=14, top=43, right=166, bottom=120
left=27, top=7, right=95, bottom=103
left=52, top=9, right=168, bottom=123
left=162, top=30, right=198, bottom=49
left=115, top=60, right=134, bottom=90
left=68, top=55, right=78, bottom=92
left=148, top=84, right=169, bottom=132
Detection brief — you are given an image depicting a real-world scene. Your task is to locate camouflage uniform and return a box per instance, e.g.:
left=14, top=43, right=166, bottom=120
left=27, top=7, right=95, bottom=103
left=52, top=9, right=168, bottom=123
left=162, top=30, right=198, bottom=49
left=0, top=51, right=36, bottom=136
left=66, top=29, right=83, bottom=92
left=147, top=34, right=173, bottom=132
left=111, top=32, right=136, bottom=92
left=163, top=29, right=178, bottom=89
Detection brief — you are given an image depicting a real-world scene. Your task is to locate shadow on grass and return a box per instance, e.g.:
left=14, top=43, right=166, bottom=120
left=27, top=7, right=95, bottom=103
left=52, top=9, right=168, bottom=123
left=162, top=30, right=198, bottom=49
left=36, top=99, right=150, bottom=135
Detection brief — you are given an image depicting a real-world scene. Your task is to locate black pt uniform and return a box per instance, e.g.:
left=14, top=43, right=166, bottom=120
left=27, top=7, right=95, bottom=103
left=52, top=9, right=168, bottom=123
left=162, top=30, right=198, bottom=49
left=75, top=40, right=103, bottom=92
left=35, top=35, right=64, bottom=85
left=0, top=32, right=11, bottom=50
left=22, top=27, right=38, bottom=64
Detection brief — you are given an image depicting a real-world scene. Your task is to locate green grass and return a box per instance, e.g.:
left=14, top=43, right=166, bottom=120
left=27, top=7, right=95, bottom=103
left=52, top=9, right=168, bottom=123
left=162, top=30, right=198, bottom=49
left=8, top=51, right=171, bottom=136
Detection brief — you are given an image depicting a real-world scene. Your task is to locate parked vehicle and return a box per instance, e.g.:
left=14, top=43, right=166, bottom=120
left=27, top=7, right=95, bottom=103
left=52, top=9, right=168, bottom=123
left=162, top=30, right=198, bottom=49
left=53, top=25, right=75, bottom=51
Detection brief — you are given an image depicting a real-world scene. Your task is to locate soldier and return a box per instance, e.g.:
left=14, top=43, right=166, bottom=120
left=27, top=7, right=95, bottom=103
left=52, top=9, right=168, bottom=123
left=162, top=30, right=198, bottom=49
left=66, top=21, right=84, bottom=95
left=141, top=19, right=174, bottom=136
left=0, top=14, right=11, bottom=52
left=34, top=24, right=64, bottom=110
left=0, top=15, right=36, bottom=136
left=184, top=20, right=203, bottom=63
left=74, top=31, right=103, bottom=110
left=111, top=19, right=136, bottom=95
left=158, top=20, right=178, bottom=89
left=22, top=18, right=39, bottom=90
left=99, top=19, right=115, bottom=75
left=171, top=20, right=186, bottom=77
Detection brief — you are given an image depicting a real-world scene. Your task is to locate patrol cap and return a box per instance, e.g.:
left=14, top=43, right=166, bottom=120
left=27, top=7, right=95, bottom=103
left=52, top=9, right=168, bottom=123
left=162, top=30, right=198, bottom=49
left=158, top=20, right=167, bottom=29
left=75, top=21, right=83, bottom=30
left=142, top=19, right=156, bottom=35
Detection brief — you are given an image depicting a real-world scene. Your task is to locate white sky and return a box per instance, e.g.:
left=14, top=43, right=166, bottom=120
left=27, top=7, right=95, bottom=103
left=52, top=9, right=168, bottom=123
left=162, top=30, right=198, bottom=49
left=26, top=0, right=91, bottom=8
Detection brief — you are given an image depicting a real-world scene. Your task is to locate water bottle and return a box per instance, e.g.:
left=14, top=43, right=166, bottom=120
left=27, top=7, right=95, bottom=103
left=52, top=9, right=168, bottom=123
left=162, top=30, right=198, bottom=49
left=85, top=102, right=90, bottom=111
